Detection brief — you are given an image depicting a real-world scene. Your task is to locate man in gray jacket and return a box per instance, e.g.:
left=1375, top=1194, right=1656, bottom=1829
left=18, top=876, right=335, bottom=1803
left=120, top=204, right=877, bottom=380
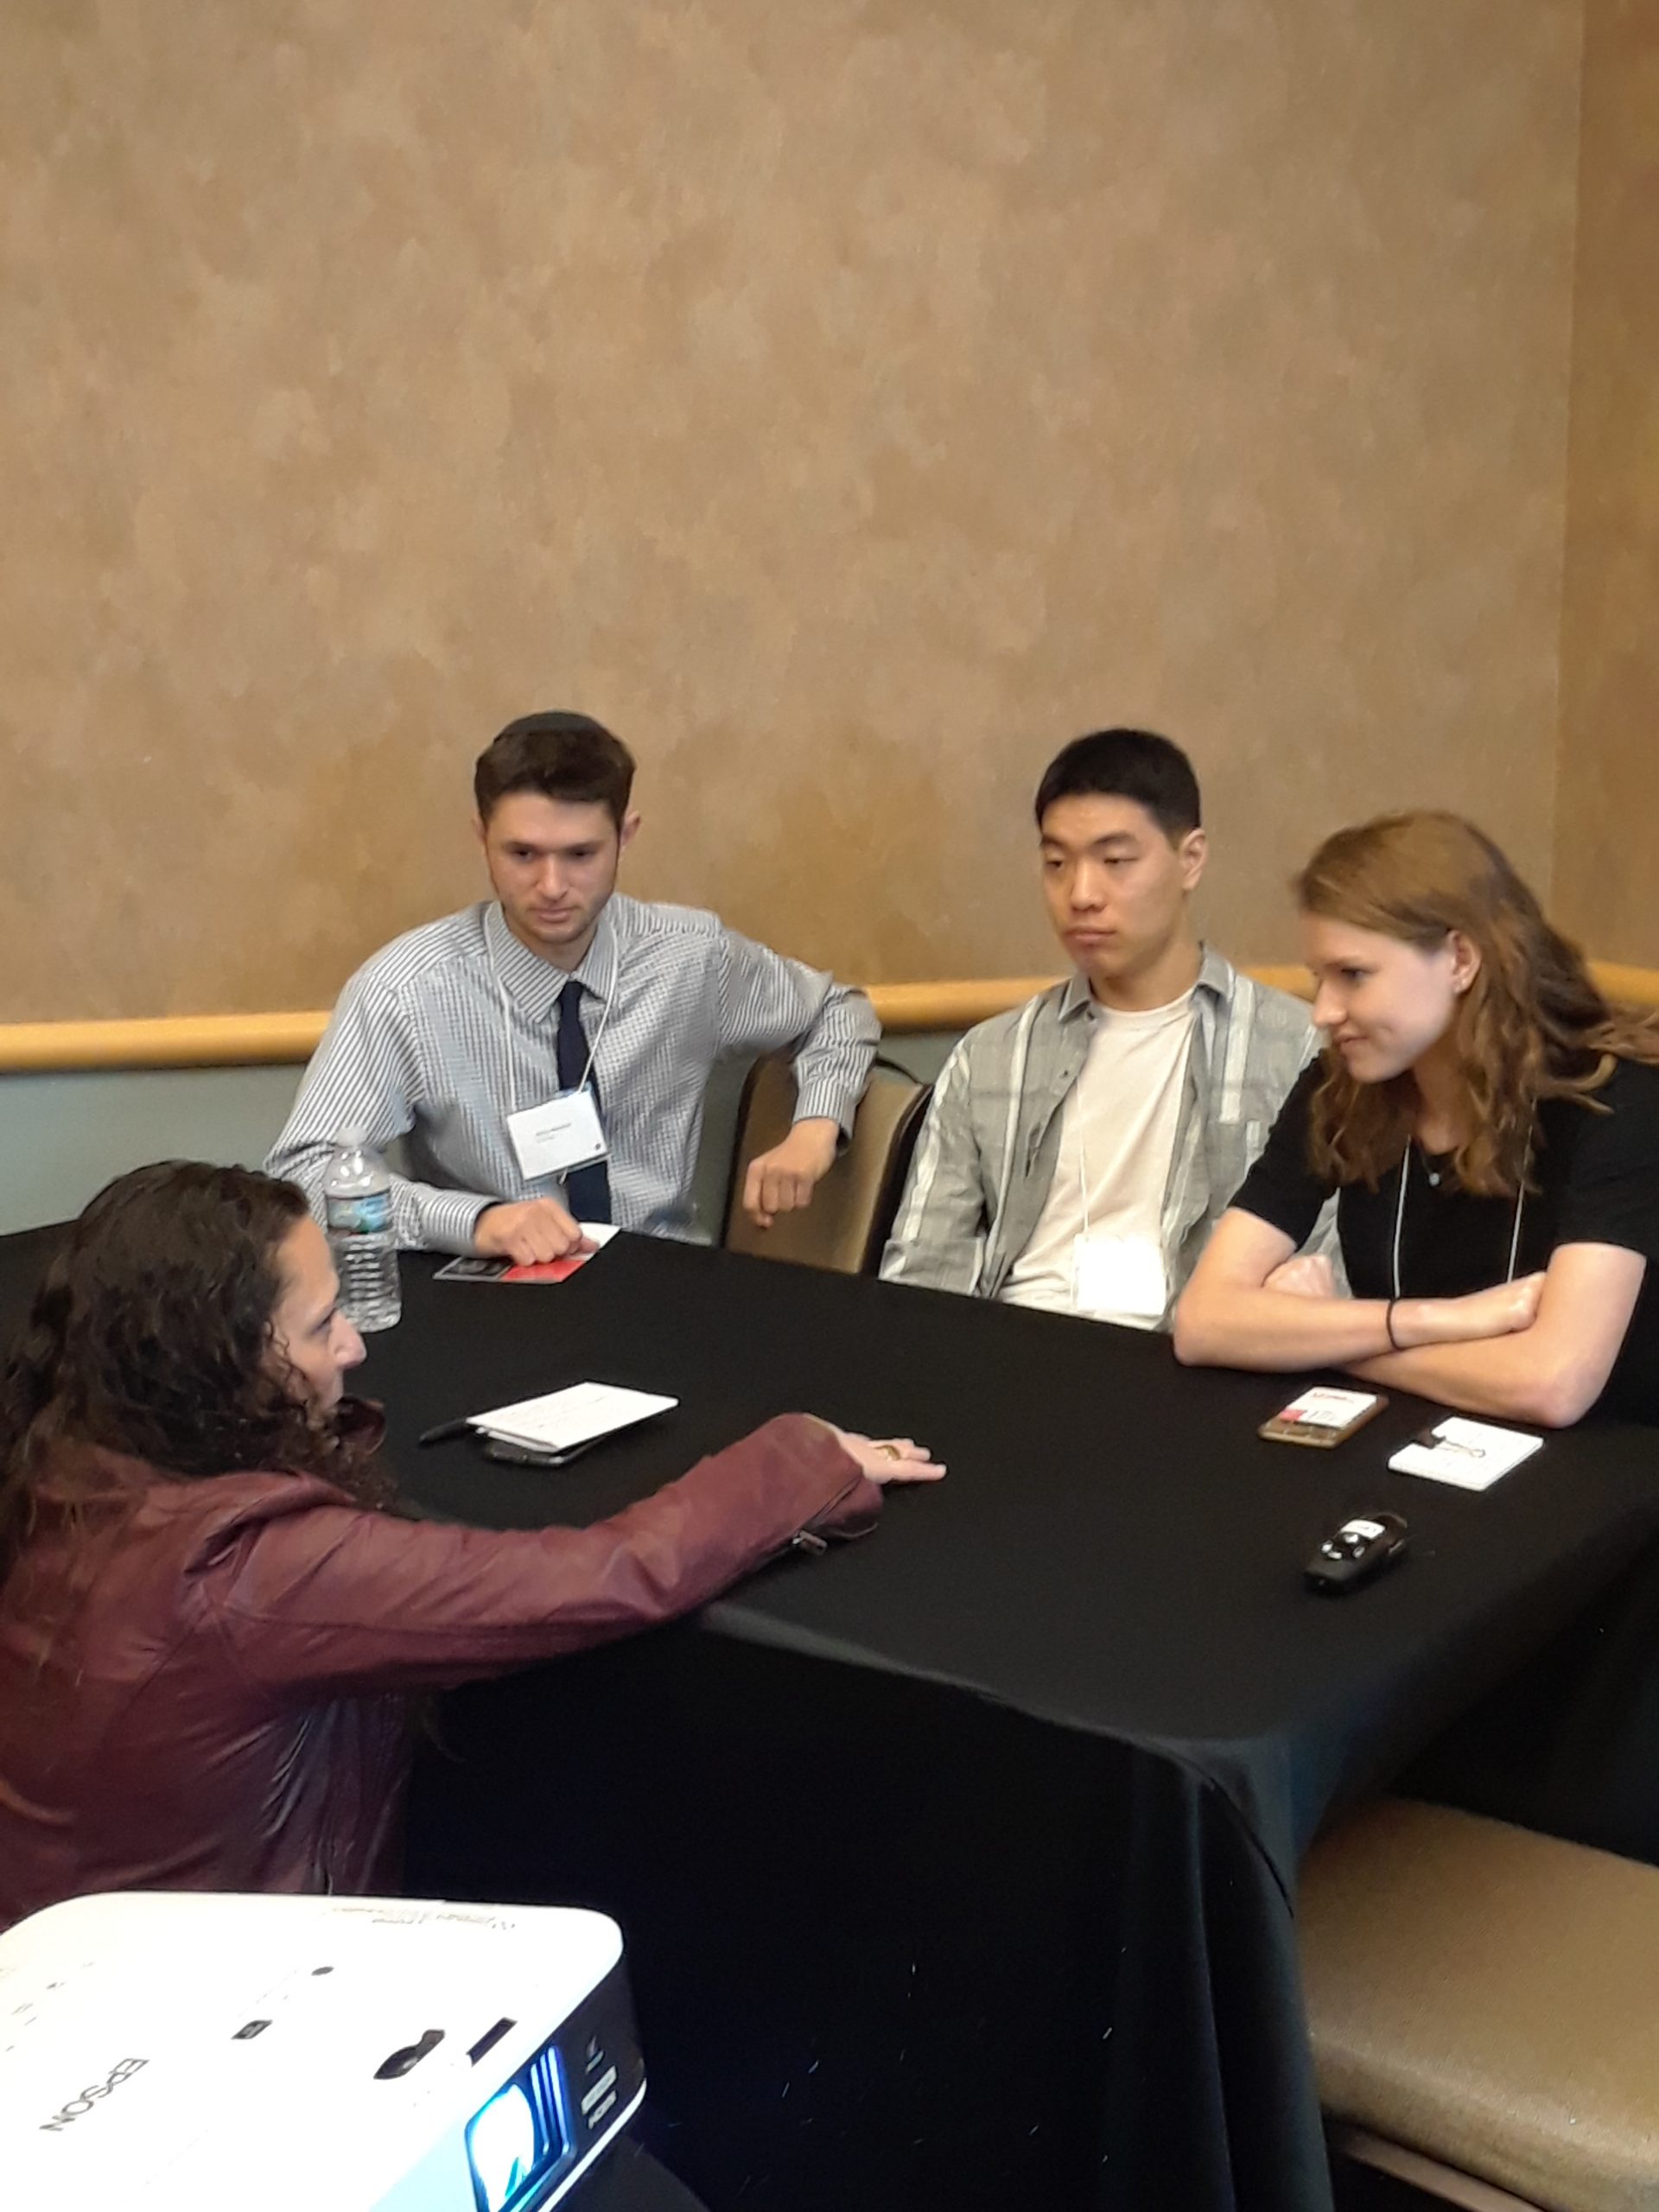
left=881, top=730, right=1327, bottom=1325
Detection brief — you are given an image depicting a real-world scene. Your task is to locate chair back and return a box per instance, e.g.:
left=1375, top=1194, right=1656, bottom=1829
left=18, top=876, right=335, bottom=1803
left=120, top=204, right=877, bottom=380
left=721, top=1056, right=929, bottom=1274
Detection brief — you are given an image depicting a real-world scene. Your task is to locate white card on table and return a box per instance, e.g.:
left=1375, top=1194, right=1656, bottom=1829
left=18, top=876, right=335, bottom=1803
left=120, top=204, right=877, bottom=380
left=506, top=1088, right=608, bottom=1181
left=468, top=1382, right=677, bottom=1455
left=1389, top=1416, right=1543, bottom=1491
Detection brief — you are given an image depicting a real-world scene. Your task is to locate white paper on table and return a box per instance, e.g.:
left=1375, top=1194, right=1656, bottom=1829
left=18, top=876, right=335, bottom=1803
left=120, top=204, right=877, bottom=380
left=579, top=1223, right=620, bottom=1247
left=469, top=1381, right=677, bottom=1453
left=1388, top=1416, right=1543, bottom=1491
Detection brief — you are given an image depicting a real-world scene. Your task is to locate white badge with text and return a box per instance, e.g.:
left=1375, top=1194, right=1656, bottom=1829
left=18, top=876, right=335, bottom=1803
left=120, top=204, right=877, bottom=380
left=1072, top=1232, right=1169, bottom=1324
left=506, top=1087, right=609, bottom=1183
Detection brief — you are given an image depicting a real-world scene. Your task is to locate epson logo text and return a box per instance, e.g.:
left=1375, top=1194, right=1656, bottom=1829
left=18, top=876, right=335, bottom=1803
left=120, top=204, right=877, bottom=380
left=40, top=2056, right=149, bottom=2132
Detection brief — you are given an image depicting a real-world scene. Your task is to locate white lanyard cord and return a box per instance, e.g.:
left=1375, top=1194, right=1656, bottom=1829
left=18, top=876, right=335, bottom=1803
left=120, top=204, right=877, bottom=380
left=494, top=938, right=618, bottom=1119
left=1077, top=1098, right=1090, bottom=1239
left=1390, top=1141, right=1528, bottom=1300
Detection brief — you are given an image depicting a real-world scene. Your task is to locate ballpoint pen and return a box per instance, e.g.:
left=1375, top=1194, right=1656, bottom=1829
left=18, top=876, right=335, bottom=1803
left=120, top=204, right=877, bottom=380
left=416, top=1417, right=473, bottom=1447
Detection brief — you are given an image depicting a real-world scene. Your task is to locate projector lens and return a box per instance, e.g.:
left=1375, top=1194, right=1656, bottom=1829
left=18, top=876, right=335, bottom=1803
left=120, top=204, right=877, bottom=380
left=466, top=2045, right=568, bottom=2212
left=468, top=2084, right=536, bottom=2212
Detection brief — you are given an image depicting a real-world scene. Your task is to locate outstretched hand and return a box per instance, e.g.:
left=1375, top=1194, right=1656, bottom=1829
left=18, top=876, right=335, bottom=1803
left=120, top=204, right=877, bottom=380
left=824, top=1429, right=946, bottom=1485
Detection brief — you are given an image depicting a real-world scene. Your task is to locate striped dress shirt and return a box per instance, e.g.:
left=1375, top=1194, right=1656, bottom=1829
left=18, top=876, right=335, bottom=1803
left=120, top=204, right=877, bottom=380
left=266, top=897, right=878, bottom=1250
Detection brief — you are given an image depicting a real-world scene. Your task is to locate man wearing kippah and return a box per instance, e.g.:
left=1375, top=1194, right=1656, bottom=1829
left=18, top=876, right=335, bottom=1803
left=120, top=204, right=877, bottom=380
left=268, top=712, right=876, bottom=1262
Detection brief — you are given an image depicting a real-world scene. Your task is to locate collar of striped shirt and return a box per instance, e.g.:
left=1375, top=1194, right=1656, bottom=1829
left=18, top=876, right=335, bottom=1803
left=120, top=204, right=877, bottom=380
left=483, top=897, right=621, bottom=1020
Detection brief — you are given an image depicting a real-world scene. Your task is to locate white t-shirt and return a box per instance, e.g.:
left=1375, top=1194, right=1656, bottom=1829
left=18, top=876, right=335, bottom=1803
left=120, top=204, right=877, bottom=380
left=1001, top=988, right=1196, bottom=1326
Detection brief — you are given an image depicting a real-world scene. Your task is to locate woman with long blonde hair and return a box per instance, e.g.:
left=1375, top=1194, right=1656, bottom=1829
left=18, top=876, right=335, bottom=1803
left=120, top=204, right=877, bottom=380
left=1174, top=812, right=1659, bottom=1426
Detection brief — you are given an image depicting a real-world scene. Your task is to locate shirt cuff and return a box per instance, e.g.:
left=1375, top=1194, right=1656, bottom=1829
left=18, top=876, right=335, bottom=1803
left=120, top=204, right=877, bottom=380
left=793, top=1080, right=858, bottom=1141
left=418, top=1189, right=499, bottom=1254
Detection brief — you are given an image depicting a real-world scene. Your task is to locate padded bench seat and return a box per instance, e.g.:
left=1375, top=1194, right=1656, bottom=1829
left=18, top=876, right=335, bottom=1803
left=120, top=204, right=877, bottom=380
left=1300, top=1799, right=1659, bottom=2212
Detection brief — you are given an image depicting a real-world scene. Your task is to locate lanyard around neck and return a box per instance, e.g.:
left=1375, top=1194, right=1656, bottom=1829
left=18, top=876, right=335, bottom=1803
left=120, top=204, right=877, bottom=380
left=493, top=929, right=619, bottom=1118
left=1390, top=1141, right=1528, bottom=1300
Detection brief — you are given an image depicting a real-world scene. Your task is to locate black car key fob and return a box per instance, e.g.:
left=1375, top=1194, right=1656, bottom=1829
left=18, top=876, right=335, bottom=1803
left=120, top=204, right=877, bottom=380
left=1305, top=1510, right=1409, bottom=1594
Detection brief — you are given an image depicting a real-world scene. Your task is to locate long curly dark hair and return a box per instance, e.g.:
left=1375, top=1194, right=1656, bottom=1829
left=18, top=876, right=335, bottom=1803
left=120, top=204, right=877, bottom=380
left=0, top=1162, right=381, bottom=1592
left=1297, top=812, right=1659, bottom=1195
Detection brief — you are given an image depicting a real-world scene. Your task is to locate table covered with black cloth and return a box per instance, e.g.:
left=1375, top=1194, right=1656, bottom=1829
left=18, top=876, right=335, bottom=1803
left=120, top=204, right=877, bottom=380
left=363, top=1234, right=1659, bottom=2212
left=2, top=1223, right=1656, bottom=2212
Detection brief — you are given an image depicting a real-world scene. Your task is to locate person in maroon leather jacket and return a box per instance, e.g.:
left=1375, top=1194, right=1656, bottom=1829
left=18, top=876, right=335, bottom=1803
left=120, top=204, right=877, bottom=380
left=0, top=1163, right=942, bottom=1932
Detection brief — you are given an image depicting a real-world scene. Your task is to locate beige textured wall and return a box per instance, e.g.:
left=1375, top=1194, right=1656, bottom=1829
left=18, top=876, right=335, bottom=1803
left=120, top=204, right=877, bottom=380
left=0, top=0, right=1582, bottom=1020
left=1554, top=0, right=1659, bottom=964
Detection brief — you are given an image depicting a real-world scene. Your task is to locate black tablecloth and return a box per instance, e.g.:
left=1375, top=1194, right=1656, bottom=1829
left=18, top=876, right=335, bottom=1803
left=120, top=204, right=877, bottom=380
left=4, top=1226, right=1657, bottom=2212
left=365, top=1235, right=1659, bottom=2212
left=582, top=2137, right=709, bottom=2212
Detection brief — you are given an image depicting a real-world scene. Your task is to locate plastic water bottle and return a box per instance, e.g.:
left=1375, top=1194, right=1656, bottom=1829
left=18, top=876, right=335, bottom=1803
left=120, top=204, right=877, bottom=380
left=321, top=1130, right=402, bottom=1332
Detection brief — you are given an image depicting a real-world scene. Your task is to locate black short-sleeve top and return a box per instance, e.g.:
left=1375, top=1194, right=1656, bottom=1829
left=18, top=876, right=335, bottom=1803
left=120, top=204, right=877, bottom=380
left=1230, top=1057, right=1659, bottom=1425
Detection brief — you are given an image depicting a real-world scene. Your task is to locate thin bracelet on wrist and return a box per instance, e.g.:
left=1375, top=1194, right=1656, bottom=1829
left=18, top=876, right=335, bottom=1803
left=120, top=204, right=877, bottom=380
left=1385, top=1298, right=1403, bottom=1351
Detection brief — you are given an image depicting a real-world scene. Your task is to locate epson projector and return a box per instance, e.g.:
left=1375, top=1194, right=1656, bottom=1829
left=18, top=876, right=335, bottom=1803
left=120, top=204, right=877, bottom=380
left=0, top=1891, right=645, bottom=2212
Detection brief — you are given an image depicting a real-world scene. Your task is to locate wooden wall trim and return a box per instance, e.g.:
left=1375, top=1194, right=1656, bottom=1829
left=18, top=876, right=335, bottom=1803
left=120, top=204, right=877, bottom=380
left=865, top=978, right=1060, bottom=1034
left=3, top=963, right=1656, bottom=1073
left=0, top=1012, right=334, bottom=1075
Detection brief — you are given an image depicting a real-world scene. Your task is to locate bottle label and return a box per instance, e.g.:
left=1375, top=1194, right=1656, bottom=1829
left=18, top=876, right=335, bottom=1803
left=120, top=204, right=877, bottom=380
left=327, top=1192, right=391, bottom=1236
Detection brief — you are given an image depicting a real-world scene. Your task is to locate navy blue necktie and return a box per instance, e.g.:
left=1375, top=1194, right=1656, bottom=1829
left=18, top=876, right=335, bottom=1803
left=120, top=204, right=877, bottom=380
left=554, top=982, right=612, bottom=1224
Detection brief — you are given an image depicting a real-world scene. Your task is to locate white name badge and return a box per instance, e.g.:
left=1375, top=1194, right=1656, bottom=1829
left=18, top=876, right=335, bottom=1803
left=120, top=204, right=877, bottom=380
left=506, top=1087, right=609, bottom=1182
left=1072, top=1232, right=1169, bottom=1324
